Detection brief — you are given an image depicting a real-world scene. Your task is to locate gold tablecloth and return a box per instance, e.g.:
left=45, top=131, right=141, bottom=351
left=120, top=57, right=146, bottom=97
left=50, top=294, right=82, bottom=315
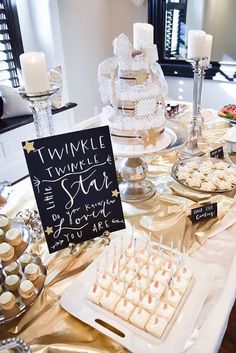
left=1, top=111, right=235, bottom=352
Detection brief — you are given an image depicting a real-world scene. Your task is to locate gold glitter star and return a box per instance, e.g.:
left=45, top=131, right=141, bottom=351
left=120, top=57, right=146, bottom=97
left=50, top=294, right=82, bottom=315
left=136, top=71, right=148, bottom=85
left=23, top=141, right=35, bottom=153
left=141, top=128, right=159, bottom=148
left=45, top=226, right=53, bottom=235
left=112, top=189, right=120, bottom=197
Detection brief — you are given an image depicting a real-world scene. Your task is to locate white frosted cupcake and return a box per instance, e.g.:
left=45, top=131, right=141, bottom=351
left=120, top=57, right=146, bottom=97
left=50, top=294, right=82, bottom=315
left=5, top=228, right=22, bottom=246
left=24, top=263, right=45, bottom=289
left=19, top=253, right=33, bottom=269
left=0, top=242, right=15, bottom=262
left=0, top=229, right=5, bottom=244
left=5, top=274, right=20, bottom=291
left=0, top=291, right=20, bottom=318
left=170, top=275, right=189, bottom=295
left=0, top=216, right=10, bottom=232
left=4, top=261, right=20, bottom=276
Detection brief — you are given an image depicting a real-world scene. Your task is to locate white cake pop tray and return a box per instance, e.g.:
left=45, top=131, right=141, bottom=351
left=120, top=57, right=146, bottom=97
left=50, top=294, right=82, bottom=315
left=60, top=232, right=214, bottom=353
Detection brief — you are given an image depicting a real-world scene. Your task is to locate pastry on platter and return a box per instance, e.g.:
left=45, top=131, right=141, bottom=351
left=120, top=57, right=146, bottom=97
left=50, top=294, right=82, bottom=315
left=148, top=280, right=166, bottom=298
left=140, top=293, right=158, bottom=314
left=125, top=285, right=141, bottom=305
left=86, top=283, right=105, bottom=304
left=146, top=314, right=168, bottom=338
left=97, top=272, right=112, bottom=290
left=18, top=280, right=37, bottom=305
left=129, top=307, right=150, bottom=329
left=100, top=289, right=121, bottom=311
left=4, top=261, right=21, bottom=276
left=114, top=298, right=135, bottom=320
left=156, top=301, right=175, bottom=322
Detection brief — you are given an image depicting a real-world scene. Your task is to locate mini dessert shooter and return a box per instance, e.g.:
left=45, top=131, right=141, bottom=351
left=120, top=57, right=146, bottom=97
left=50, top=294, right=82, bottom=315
left=0, top=242, right=15, bottom=265
left=145, top=315, right=168, bottom=338
left=0, top=216, right=10, bottom=232
left=0, top=291, right=20, bottom=318
left=24, top=263, right=45, bottom=289
left=18, top=280, right=37, bottom=305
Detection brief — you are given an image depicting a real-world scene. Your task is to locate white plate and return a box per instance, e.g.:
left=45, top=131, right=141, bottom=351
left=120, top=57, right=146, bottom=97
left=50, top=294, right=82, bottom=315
left=60, top=233, right=214, bottom=353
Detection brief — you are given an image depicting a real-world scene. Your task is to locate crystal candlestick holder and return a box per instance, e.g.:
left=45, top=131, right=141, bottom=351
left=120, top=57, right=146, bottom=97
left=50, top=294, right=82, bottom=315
left=19, top=83, right=61, bottom=138
left=197, top=63, right=211, bottom=141
left=179, top=59, right=205, bottom=159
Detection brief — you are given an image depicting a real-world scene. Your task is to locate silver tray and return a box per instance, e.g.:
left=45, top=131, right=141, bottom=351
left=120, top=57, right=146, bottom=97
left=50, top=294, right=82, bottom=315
left=0, top=255, right=46, bottom=325
left=171, top=157, right=236, bottom=193
left=0, top=218, right=31, bottom=268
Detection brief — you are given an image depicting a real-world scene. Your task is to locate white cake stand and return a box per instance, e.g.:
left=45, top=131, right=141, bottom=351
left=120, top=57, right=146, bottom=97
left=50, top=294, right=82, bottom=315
left=112, top=121, right=188, bottom=203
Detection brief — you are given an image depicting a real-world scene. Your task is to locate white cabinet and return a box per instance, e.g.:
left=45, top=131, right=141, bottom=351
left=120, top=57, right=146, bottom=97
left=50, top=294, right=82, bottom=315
left=0, top=109, right=75, bottom=183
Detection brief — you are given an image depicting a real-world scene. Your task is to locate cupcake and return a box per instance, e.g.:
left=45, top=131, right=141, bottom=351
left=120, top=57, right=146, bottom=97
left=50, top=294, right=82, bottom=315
left=5, top=274, right=21, bottom=292
left=24, top=263, right=45, bottom=289
left=5, top=228, right=22, bottom=246
left=0, top=216, right=10, bottom=232
left=0, top=291, right=20, bottom=318
left=19, top=253, right=33, bottom=269
left=0, top=229, right=5, bottom=244
left=0, top=242, right=15, bottom=264
left=4, top=261, right=21, bottom=276
left=5, top=228, right=27, bottom=256
left=18, top=280, right=37, bottom=305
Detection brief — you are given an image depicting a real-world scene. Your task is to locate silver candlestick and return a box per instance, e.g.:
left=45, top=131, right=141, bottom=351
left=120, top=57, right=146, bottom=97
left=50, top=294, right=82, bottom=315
left=19, top=83, right=60, bottom=138
left=179, top=59, right=205, bottom=159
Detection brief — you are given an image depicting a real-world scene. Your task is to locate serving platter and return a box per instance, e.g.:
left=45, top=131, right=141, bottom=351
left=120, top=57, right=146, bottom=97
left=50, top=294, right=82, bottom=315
left=0, top=254, right=46, bottom=325
left=172, top=157, right=236, bottom=193
left=61, top=232, right=214, bottom=353
left=0, top=218, right=31, bottom=268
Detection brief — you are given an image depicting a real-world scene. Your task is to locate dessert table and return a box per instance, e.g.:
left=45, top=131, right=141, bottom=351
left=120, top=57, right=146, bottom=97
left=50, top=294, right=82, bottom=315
left=1, top=107, right=236, bottom=353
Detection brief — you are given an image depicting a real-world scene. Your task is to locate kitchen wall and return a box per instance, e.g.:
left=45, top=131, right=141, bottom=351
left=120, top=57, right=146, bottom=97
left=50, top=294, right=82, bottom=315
left=17, top=0, right=236, bottom=120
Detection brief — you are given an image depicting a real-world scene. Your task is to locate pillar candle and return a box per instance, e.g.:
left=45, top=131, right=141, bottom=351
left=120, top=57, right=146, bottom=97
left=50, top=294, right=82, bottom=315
left=133, top=23, right=154, bottom=49
left=200, top=34, right=213, bottom=67
left=20, top=52, right=50, bottom=94
left=187, top=30, right=206, bottom=59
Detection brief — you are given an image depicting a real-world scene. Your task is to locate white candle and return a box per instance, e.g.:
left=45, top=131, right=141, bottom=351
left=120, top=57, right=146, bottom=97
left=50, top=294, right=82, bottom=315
left=20, top=52, right=50, bottom=94
left=200, top=34, right=213, bottom=67
left=133, top=23, right=154, bottom=49
left=187, top=30, right=206, bottom=59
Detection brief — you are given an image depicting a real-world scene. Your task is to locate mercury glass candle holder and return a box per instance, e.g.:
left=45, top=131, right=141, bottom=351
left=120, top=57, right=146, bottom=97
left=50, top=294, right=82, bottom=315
left=19, top=83, right=61, bottom=138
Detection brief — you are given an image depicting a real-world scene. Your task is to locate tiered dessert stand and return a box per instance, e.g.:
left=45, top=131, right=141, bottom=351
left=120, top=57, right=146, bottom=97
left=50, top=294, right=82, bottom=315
left=111, top=120, right=188, bottom=202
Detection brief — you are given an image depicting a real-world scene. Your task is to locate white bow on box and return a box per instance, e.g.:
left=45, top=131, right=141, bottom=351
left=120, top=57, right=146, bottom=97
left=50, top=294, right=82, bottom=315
left=131, top=0, right=145, bottom=7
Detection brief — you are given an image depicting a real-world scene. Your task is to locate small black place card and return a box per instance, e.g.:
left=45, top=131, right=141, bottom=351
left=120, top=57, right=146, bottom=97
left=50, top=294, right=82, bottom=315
left=22, top=126, right=125, bottom=253
left=190, top=203, right=217, bottom=224
left=210, top=146, right=224, bottom=159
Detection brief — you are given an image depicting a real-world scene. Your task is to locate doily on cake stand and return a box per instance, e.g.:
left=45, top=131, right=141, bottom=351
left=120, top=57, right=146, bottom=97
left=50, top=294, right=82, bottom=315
left=112, top=120, right=188, bottom=203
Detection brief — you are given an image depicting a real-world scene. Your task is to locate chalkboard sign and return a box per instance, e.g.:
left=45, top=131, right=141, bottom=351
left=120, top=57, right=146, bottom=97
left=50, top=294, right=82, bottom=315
left=22, top=126, right=125, bottom=253
left=210, top=146, right=224, bottom=159
left=190, top=203, right=217, bottom=224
